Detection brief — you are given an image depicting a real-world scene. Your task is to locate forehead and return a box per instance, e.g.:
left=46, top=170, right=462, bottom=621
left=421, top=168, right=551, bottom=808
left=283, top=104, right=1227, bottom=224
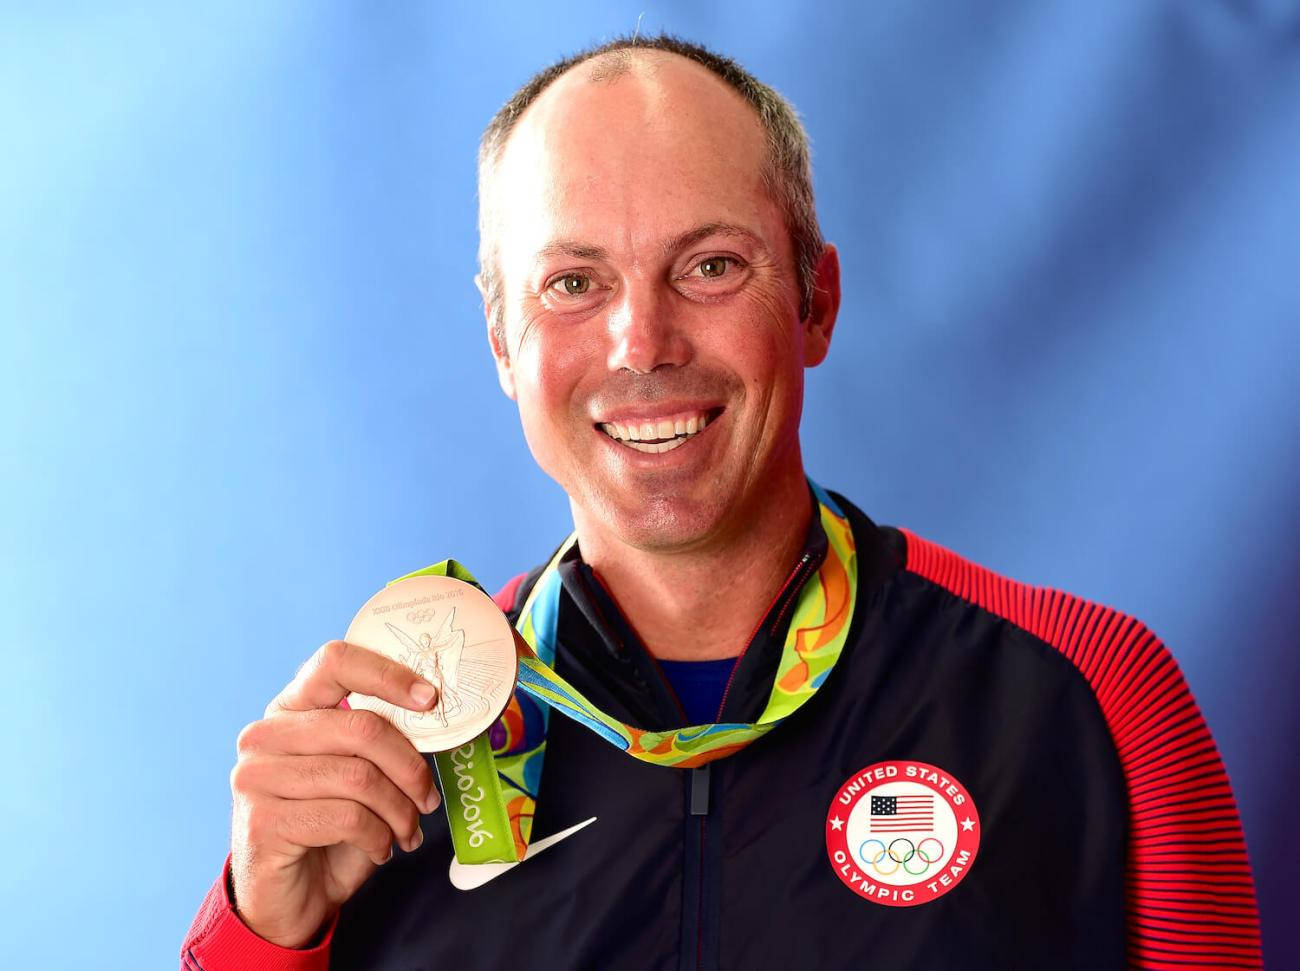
left=489, top=52, right=778, bottom=268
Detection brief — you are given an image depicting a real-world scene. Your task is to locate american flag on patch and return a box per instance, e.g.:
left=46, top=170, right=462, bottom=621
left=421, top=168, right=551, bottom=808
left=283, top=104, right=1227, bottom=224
left=870, top=793, right=934, bottom=832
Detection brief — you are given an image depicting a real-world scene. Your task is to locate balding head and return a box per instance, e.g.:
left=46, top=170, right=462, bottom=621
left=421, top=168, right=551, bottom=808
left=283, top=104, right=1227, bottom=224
left=476, top=37, right=823, bottom=345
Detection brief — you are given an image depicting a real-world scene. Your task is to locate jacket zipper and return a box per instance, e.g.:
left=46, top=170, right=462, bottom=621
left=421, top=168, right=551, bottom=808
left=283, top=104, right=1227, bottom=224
left=678, top=551, right=816, bottom=969
left=680, top=761, right=720, bottom=971
left=679, top=547, right=819, bottom=968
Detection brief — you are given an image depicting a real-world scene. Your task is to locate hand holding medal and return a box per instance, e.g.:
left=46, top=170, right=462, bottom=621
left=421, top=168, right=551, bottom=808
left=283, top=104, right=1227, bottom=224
left=227, top=632, right=445, bottom=950
left=345, top=564, right=528, bottom=869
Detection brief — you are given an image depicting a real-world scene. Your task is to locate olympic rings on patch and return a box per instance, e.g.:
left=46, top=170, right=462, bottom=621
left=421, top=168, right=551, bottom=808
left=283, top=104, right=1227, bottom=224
left=859, top=839, right=886, bottom=865
left=917, top=837, right=944, bottom=864
left=857, top=839, right=901, bottom=875
left=887, top=838, right=915, bottom=864
left=857, top=834, right=946, bottom=877
left=872, top=853, right=901, bottom=876
left=904, top=850, right=929, bottom=875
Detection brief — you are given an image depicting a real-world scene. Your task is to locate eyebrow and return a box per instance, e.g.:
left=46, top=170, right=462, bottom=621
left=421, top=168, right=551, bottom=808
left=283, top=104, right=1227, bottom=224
left=659, top=222, right=763, bottom=258
left=536, top=239, right=609, bottom=261
left=534, top=222, right=764, bottom=264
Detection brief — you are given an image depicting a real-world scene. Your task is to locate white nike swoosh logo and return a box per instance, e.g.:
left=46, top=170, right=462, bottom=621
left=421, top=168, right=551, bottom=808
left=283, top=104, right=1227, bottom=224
left=447, top=816, right=597, bottom=891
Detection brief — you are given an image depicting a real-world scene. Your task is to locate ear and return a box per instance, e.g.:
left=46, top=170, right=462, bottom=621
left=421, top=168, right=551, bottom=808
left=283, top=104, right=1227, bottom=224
left=478, top=273, right=517, bottom=400
left=802, top=243, right=841, bottom=368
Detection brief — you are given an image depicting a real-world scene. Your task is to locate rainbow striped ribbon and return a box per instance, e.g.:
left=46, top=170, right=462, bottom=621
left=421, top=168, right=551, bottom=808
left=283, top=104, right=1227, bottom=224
left=397, top=481, right=858, bottom=865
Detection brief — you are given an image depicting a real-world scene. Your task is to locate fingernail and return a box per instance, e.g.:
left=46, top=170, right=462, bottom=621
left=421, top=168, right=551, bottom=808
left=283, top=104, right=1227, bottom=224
left=423, top=782, right=441, bottom=815
left=408, top=825, right=424, bottom=853
left=380, top=846, right=394, bottom=865
left=410, top=681, right=437, bottom=707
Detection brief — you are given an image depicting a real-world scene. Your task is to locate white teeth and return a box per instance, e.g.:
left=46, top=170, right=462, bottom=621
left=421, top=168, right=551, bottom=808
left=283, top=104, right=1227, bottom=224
left=626, top=438, right=687, bottom=453
left=598, top=411, right=715, bottom=448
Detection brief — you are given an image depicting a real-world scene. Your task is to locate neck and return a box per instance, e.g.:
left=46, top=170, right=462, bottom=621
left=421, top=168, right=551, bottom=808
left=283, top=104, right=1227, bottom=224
left=573, top=468, right=814, bottom=661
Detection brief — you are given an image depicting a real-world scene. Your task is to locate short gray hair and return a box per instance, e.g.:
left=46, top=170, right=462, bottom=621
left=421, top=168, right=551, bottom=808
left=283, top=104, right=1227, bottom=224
left=477, top=34, right=825, bottom=344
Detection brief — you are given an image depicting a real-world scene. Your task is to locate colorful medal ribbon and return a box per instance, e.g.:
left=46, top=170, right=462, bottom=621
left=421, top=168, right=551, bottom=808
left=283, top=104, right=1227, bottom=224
left=393, top=481, right=857, bottom=865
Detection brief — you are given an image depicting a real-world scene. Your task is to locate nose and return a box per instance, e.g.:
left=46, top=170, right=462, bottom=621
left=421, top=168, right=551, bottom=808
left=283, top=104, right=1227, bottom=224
left=605, top=279, right=692, bottom=374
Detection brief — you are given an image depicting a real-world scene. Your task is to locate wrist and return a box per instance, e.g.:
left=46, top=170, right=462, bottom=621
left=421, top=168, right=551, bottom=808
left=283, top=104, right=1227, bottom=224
left=226, top=863, right=331, bottom=951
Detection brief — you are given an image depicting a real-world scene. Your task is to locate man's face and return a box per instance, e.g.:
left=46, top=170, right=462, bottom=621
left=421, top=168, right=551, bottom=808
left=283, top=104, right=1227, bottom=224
left=484, top=54, right=836, bottom=553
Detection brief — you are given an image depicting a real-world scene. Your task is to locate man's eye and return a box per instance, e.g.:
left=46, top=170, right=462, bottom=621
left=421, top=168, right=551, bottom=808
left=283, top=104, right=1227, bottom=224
left=694, top=258, right=733, bottom=278
left=550, top=274, right=591, bottom=296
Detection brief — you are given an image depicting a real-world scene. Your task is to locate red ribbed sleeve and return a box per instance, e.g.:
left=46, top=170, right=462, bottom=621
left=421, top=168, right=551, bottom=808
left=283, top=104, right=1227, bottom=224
left=179, top=853, right=335, bottom=970
left=901, top=529, right=1261, bottom=970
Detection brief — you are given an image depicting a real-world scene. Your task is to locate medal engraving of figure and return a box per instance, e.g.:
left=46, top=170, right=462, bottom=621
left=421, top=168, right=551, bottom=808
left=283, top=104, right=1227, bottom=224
left=344, top=574, right=517, bottom=753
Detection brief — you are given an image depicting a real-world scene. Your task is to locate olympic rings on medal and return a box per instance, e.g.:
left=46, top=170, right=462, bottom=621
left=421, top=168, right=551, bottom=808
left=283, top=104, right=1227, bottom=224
left=406, top=608, right=439, bottom=623
left=857, top=834, right=947, bottom=877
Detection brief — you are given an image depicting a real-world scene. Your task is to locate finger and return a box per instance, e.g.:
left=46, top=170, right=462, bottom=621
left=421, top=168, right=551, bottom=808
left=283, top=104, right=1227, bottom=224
left=238, top=707, right=441, bottom=814
left=233, top=754, right=425, bottom=852
left=269, top=640, right=439, bottom=716
left=264, top=796, right=397, bottom=867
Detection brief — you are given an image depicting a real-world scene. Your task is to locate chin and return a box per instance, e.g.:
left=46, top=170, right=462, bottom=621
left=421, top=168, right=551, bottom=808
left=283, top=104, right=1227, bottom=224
left=589, top=486, right=728, bottom=553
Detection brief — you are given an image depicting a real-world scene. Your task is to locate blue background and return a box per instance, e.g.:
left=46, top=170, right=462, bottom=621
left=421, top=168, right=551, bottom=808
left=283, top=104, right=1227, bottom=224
left=2, top=2, right=1296, bottom=966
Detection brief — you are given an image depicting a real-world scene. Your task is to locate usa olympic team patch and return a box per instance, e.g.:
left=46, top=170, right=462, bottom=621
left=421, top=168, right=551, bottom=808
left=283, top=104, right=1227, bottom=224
left=825, top=760, right=980, bottom=907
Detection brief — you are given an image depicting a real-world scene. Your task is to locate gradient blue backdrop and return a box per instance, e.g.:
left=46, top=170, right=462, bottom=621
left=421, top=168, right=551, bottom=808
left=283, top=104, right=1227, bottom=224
left=3, top=2, right=1296, bottom=966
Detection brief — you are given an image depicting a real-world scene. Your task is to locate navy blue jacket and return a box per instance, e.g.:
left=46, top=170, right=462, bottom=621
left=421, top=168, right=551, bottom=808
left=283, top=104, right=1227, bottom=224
left=182, top=491, right=1260, bottom=970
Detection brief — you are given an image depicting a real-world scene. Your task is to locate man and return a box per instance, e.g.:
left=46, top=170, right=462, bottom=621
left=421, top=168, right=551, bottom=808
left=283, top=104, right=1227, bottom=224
left=181, top=36, right=1261, bottom=969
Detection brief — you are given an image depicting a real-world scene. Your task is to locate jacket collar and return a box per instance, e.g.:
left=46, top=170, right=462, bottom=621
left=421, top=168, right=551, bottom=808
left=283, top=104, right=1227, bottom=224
left=541, top=485, right=900, bottom=731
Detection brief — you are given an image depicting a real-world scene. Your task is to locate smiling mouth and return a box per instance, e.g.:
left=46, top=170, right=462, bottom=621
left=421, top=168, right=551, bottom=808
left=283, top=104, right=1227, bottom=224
left=596, top=408, right=720, bottom=454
